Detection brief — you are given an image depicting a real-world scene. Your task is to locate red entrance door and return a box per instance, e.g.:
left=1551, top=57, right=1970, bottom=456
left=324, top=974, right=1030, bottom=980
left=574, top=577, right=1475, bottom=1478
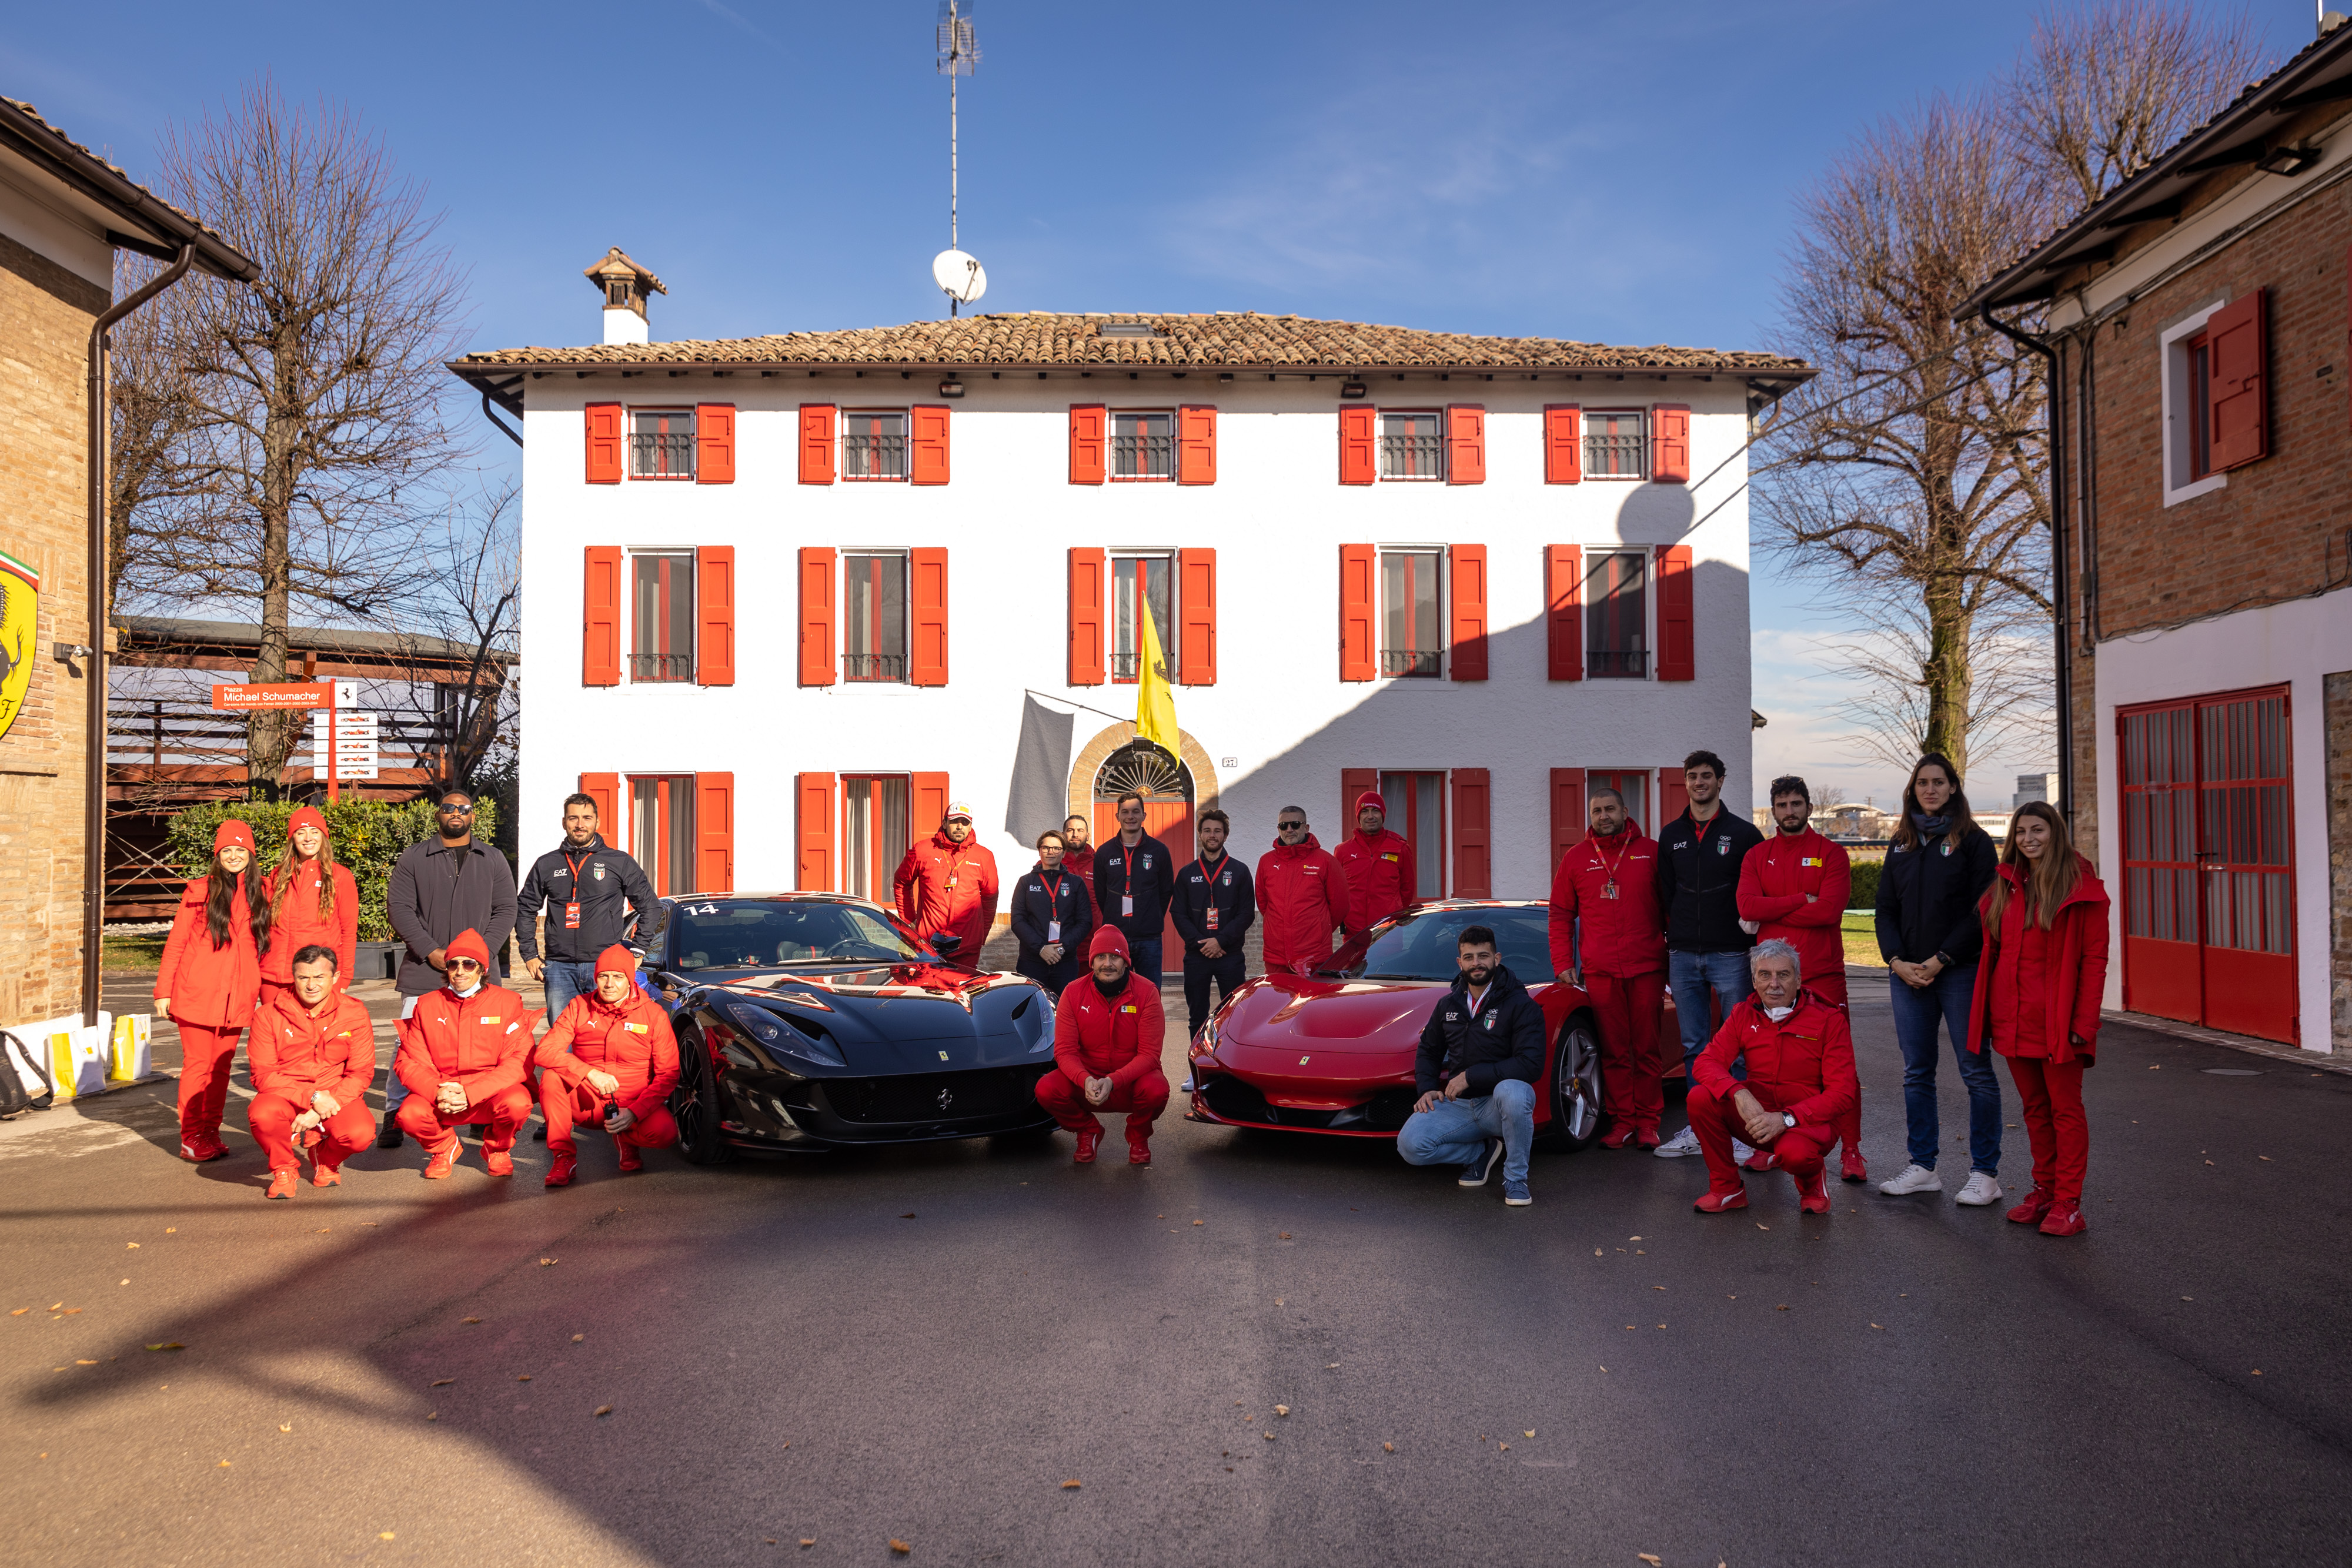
left=2119, top=686, right=2295, bottom=1043
left=1093, top=797, right=1193, bottom=955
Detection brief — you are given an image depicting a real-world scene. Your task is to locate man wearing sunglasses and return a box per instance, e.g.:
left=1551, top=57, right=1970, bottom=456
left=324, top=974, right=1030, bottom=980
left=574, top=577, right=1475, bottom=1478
left=392, top=927, right=537, bottom=1179
left=1255, top=808, right=1349, bottom=977
left=379, top=788, right=518, bottom=1148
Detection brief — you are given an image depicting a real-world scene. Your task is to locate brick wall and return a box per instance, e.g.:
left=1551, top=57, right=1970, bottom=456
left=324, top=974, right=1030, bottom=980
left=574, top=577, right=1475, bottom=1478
left=2329, top=670, right=2352, bottom=1052
left=0, top=227, right=105, bottom=1028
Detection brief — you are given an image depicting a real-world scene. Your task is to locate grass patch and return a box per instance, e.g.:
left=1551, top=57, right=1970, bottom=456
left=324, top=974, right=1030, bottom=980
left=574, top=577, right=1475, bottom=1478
left=103, top=931, right=169, bottom=972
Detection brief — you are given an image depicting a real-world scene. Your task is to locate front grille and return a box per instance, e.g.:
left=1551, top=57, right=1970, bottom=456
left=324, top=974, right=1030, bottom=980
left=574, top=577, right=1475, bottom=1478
left=1200, top=1075, right=1414, bottom=1132
left=820, top=1065, right=1050, bottom=1125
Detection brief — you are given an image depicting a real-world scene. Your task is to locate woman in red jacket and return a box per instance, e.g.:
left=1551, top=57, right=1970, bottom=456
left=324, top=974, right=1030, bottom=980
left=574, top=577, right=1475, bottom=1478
left=1965, top=801, right=2110, bottom=1238
left=259, top=806, right=358, bottom=1008
left=154, top=819, right=271, bottom=1162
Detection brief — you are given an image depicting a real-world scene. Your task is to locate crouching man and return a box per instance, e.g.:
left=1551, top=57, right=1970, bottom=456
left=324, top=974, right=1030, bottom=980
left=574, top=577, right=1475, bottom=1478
left=1396, top=925, right=1545, bottom=1207
left=1035, top=927, right=1169, bottom=1166
left=392, top=928, right=536, bottom=1179
left=1688, top=938, right=1859, bottom=1215
left=248, top=945, right=377, bottom=1199
left=535, top=943, right=680, bottom=1187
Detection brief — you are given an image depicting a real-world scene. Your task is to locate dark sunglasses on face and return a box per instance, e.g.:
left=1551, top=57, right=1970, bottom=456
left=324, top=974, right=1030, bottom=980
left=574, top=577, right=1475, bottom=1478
left=1278, top=821, right=1305, bottom=832
left=446, top=959, right=483, bottom=972
left=439, top=803, right=474, bottom=815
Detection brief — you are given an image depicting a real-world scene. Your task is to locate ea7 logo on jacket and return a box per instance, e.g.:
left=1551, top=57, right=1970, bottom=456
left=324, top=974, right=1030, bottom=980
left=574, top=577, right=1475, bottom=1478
left=1445, top=1010, right=1461, bottom=1021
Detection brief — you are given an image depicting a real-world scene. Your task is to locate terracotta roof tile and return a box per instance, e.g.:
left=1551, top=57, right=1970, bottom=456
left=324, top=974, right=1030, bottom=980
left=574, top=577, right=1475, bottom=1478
left=1, top=98, right=253, bottom=277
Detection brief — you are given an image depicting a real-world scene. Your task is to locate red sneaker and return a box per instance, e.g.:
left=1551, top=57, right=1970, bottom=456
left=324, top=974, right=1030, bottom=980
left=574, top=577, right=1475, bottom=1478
left=1795, top=1168, right=1830, bottom=1215
left=1840, top=1148, right=1869, bottom=1184
left=1693, top=1186, right=1749, bottom=1213
left=1073, top=1126, right=1102, bottom=1165
left=1128, top=1135, right=1152, bottom=1166
left=2038, top=1203, right=2087, bottom=1237
left=545, top=1153, right=577, bottom=1188
left=483, top=1148, right=514, bottom=1178
left=1743, top=1148, right=1777, bottom=1172
left=1600, top=1128, right=1635, bottom=1150
left=181, top=1134, right=226, bottom=1163
left=2007, top=1185, right=2056, bottom=1225
left=617, top=1147, right=643, bottom=1173
left=423, top=1144, right=458, bottom=1180
left=265, top=1169, right=298, bottom=1201
left=310, top=1163, right=343, bottom=1189
left=1635, top=1128, right=1662, bottom=1151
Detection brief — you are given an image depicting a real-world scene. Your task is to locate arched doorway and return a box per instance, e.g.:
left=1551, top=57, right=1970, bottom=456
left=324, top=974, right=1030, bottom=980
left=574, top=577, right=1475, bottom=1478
left=1094, top=738, right=1194, bottom=953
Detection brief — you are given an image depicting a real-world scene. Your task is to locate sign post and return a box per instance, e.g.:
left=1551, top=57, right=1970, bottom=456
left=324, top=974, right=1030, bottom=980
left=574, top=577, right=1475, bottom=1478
left=212, top=678, right=366, bottom=800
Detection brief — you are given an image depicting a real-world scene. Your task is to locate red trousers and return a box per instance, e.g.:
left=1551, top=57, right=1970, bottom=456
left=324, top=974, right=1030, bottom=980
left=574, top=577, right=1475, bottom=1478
left=2003, top=1054, right=2088, bottom=1205
left=248, top=1092, right=374, bottom=1173
left=1687, top=1082, right=1829, bottom=1196
left=1036, top=1068, right=1169, bottom=1137
left=1808, top=977, right=1862, bottom=1159
left=174, top=1021, right=245, bottom=1140
left=395, top=1084, right=533, bottom=1154
left=540, top=1080, right=679, bottom=1156
left=1588, top=971, right=1665, bottom=1136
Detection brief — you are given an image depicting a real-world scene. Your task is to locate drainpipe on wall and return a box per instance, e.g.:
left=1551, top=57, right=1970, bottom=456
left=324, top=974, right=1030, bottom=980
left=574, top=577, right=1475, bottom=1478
left=81, top=242, right=198, bottom=1027
left=1977, top=301, right=2073, bottom=833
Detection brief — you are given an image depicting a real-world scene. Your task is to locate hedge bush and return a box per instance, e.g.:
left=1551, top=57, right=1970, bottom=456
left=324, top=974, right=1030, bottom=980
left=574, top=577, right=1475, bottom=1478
left=164, top=797, right=503, bottom=942
left=1847, top=858, right=1882, bottom=911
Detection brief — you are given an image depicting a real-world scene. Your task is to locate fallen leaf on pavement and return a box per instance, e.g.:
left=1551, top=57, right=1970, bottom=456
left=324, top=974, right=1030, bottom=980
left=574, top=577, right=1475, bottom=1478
left=145, top=1343, right=183, bottom=1352
left=1382, top=1443, right=1394, bottom=1453
left=431, top=1379, right=455, bottom=1387
left=1654, top=1286, right=1666, bottom=1291
left=517, top=1375, right=532, bottom=1382
left=1274, top=1299, right=1285, bottom=1306
left=1263, top=1432, right=1275, bottom=1440
left=8, top=1309, right=23, bottom=1316
left=75, top=1359, right=96, bottom=1366
left=1593, top=1249, right=1603, bottom=1256
left=126, top=1243, right=139, bottom=1249
left=1871, top=1323, right=1884, bottom=1330
left=1499, top=1443, right=1509, bottom=1450
left=889, top=1542, right=911, bottom=1555
left=1275, top=1405, right=1289, bottom=1417
left=426, top=1413, right=437, bottom=1421
left=217, top=1460, right=231, bottom=1468
left=63, top=1308, right=81, bottom=1315
left=800, top=1540, right=816, bottom=1549
left=1628, top=1236, right=1641, bottom=1241
left=572, top=1334, right=585, bottom=1342
left=596, top=1405, right=613, bottom=1417
left=380, top=1533, right=395, bottom=1540
left=1525, top=1430, right=1535, bottom=1437
left=1776, top=1305, right=1789, bottom=1312
left=1060, top=1479, right=1081, bottom=1489
left=539, top=1258, right=559, bottom=1267
left=1193, top=1219, right=1203, bottom=1225
left=462, top=1318, right=482, bottom=1325
left=900, top=1213, right=916, bottom=1219
left=1639, top=1556, right=1662, bottom=1566
left=2259, top=1155, right=2271, bottom=1162
left=1756, top=1224, right=1769, bottom=1231
left=2181, top=1296, right=2194, bottom=1302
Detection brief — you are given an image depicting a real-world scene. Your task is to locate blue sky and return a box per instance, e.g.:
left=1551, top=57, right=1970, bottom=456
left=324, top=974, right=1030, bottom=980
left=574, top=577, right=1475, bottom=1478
left=4, top=1, right=2303, bottom=806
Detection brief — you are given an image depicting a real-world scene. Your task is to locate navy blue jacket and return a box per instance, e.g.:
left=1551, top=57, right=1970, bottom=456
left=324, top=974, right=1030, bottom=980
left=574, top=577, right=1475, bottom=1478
left=1092, top=833, right=1176, bottom=942
left=1414, top=964, right=1547, bottom=1096
left=1169, top=851, right=1255, bottom=958
left=1008, top=861, right=1095, bottom=968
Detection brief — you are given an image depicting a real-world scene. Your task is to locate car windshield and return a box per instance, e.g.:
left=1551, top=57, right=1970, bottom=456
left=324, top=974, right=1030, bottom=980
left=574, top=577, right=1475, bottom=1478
left=1339, top=906, right=1553, bottom=984
left=669, top=900, right=924, bottom=970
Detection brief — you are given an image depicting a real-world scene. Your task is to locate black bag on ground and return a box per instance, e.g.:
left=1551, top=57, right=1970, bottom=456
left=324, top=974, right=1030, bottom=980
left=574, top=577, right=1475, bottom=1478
left=0, top=1029, right=55, bottom=1118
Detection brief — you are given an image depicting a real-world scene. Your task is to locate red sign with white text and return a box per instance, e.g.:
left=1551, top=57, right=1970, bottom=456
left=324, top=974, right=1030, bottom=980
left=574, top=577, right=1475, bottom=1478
left=211, top=682, right=332, bottom=711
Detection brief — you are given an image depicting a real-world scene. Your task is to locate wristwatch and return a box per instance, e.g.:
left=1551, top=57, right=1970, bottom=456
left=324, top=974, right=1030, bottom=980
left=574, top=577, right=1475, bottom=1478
left=1781, top=1112, right=1798, bottom=1129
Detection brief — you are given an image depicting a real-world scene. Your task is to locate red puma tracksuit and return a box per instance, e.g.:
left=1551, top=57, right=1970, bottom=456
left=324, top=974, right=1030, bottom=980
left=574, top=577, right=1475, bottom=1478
left=533, top=988, right=681, bottom=1157
left=246, top=988, right=376, bottom=1173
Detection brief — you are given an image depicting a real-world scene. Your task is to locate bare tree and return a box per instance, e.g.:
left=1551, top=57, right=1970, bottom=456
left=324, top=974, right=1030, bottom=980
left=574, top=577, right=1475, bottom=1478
left=150, top=79, right=469, bottom=797
left=398, top=484, right=520, bottom=794
left=105, top=260, right=220, bottom=615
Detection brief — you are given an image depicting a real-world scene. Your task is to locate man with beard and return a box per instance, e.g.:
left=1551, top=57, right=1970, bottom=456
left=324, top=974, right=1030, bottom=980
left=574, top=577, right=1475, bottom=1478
left=1395, top=925, right=1546, bottom=1206
left=1546, top=787, right=1668, bottom=1148
left=893, top=802, right=1000, bottom=971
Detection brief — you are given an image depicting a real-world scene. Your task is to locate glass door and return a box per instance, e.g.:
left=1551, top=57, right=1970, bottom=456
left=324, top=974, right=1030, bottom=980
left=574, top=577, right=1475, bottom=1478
left=1377, top=770, right=1446, bottom=898
left=629, top=775, right=699, bottom=896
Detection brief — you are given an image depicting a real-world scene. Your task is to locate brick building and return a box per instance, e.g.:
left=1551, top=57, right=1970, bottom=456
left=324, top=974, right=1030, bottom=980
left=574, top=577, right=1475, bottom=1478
left=0, top=100, right=252, bottom=1032
left=1965, top=22, right=2352, bottom=1051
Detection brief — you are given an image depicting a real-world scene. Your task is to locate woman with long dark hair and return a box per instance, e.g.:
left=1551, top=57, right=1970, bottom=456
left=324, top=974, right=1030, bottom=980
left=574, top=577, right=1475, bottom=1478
left=1010, top=829, right=1094, bottom=993
left=1965, top=801, right=2109, bottom=1236
left=259, top=806, right=358, bottom=1009
left=1872, top=753, right=2004, bottom=1206
left=154, top=819, right=271, bottom=1162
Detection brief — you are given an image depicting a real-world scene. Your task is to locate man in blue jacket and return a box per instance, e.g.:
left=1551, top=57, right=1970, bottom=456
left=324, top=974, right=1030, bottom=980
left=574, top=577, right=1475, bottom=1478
left=1395, top=925, right=1548, bottom=1207
left=1171, top=809, right=1254, bottom=1043
left=1092, top=791, right=1176, bottom=988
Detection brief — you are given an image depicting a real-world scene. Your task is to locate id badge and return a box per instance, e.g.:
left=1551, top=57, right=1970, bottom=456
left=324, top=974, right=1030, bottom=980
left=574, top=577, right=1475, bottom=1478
left=948, top=874, right=958, bottom=888
left=1047, top=920, right=1061, bottom=942
left=1601, top=882, right=1618, bottom=901
left=1206, top=904, right=1220, bottom=931
left=564, top=901, right=583, bottom=928
left=1122, top=895, right=1135, bottom=917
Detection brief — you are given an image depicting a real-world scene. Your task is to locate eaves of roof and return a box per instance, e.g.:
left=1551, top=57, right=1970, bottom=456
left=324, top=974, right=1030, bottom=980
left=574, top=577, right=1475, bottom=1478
left=0, top=99, right=258, bottom=282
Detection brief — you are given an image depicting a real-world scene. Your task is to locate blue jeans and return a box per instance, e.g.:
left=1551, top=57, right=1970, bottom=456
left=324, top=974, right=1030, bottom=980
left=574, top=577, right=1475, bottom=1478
left=1125, top=935, right=1164, bottom=990
left=1397, top=1079, right=1536, bottom=1184
left=541, top=959, right=596, bottom=1019
left=1888, top=964, right=2001, bottom=1174
left=1669, top=949, right=1754, bottom=1075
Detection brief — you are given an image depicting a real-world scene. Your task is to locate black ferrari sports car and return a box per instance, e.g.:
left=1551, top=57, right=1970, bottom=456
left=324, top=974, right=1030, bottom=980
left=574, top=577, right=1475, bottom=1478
left=630, top=892, right=1059, bottom=1159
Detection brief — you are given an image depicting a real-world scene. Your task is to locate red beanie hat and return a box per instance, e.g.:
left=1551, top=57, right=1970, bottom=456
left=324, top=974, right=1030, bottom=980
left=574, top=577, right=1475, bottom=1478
left=1086, top=926, right=1131, bottom=962
left=595, top=942, right=635, bottom=977
left=1355, top=790, right=1388, bottom=817
left=287, top=805, right=328, bottom=843
left=444, top=928, right=490, bottom=971
left=214, top=818, right=255, bottom=854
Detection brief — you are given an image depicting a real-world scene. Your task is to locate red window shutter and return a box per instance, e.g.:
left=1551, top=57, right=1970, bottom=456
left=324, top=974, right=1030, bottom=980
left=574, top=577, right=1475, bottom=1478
left=1652, top=404, right=1691, bottom=484
left=1177, top=405, right=1218, bottom=484
left=911, top=773, right=950, bottom=840
left=1658, top=768, right=1690, bottom=828
left=696, top=403, right=736, bottom=484
left=1068, top=547, right=1107, bottom=684
left=584, top=403, right=623, bottom=484
left=1070, top=405, right=1106, bottom=484
left=696, top=546, right=736, bottom=686
left=1545, top=544, right=1583, bottom=680
left=1658, top=544, right=1695, bottom=681
left=1338, top=543, right=1376, bottom=680
left=1178, top=547, right=1217, bottom=685
left=1446, top=404, right=1485, bottom=485
left=795, top=773, right=836, bottom=891
left=2207, top=289, right=2268, bottom=472
left=694, top=773, right=734, bottom=894
left=909, top=547, right=950, bottom=685
left=799, top=404, right=836, bottom=484
left=582, top=546, right=622, bottom=686
left=1544, top=404, right=1582, bottom=484
left=1450, top=768, right=1491, bottom=900
left=910, top=405, right=951, bottom=484
left=1338, top=405, right=1377, bottom=484
left=1341, top=769, right=1378, bottom=840
left=579, top=773, right=620, bottom=833
left=797, top=546, right=837, bottom=687
left=1551, top=767, right=1587, bottom=867
left=1448, top=543, right=1488, bottom=680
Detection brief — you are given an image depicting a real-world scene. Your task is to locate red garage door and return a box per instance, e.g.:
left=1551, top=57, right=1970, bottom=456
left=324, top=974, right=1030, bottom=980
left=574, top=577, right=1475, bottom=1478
left=2119, top=686, right=2296, bottom=1044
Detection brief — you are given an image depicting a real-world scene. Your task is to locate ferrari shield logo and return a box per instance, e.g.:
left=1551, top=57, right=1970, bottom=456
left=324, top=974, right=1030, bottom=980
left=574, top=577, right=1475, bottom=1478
left=1298, top=1055, right=1310, bottom=1065
left=0, top=550, right=36, bottom=742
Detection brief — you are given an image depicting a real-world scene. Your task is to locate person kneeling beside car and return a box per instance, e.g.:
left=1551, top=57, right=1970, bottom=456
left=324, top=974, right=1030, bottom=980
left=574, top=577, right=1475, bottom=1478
left=392, top=928, right=536, bottom=1180
left=1687, top=938, right=1858, bottom=1215
left=1395, top=925, right=1546, bottom=1208
left=1035, top=927, right=1168, bottom=1166
left=534, top=944, right=680, bottom=1188
left=247, top=945, right=377, bottom=1199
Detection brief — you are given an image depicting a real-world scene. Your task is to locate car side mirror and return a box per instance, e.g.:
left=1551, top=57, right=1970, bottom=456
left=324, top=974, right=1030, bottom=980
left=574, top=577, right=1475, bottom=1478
left=929, top=933, right=964, bottom=956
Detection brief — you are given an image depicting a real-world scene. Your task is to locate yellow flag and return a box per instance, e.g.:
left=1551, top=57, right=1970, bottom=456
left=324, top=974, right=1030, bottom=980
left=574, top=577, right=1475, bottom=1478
left=1137, top=600, right=1178, bottom=753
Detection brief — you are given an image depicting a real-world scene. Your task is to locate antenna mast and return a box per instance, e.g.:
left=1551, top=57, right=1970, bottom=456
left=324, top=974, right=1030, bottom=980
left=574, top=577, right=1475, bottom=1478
left=936, top=1, right=980, bottom=317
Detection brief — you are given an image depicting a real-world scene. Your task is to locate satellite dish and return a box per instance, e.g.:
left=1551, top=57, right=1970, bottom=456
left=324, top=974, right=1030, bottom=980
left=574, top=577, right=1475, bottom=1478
left=932, top=248, right=987, bottom=305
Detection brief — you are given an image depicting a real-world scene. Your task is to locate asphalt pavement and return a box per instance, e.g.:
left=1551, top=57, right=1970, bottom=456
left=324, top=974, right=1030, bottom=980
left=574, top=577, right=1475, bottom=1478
left=4, top=968, right=2349, bottom=1567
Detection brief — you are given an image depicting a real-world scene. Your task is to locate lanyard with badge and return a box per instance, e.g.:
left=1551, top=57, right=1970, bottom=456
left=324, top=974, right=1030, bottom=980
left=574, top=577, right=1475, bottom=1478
left=1043, top=871, right=1070, bottom=944
left=1119, top=843, right=1140, bottom=919
left=1200, top=851, right=1223, bottom=930
left=562, top=847, right=593, bottom=930
left=1590, top=834, right=1630, bottom=901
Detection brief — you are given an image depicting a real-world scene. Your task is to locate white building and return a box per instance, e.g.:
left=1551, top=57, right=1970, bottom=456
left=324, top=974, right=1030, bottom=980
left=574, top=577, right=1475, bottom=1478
left=452, top=258, right=1812, bottom=911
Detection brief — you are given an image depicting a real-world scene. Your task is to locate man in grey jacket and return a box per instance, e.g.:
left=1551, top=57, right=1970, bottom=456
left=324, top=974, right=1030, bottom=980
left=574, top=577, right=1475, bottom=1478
left=375, top=787, right=519, bottom=1148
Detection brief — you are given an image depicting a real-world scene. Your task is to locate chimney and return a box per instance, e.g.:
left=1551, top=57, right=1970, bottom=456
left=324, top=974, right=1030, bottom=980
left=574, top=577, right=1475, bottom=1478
left=583, top=247, right=666, bottom=346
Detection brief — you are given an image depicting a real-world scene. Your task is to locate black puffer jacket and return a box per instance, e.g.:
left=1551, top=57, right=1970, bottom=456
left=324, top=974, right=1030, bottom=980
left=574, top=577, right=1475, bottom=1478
left=1654, top=810, right=1764, bottom=953
left=516, top=835, right=654, bottom=964
left=1875, top=824, right=1998, bottom=967
left=1414, top=964, right=1547, bottom=1096
left=1170, top=851, right=1255, bottom=958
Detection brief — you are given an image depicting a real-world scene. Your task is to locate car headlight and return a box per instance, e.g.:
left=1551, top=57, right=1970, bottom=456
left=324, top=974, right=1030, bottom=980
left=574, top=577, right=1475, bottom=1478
left=1194, top=1012, right=1219, bottom=1053
left=717, top=996, right=846, bottom=1069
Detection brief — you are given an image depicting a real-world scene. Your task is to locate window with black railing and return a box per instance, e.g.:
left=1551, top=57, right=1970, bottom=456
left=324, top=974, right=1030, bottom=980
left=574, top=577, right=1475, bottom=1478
left=1379, top=549, right=1442, bottom=678
left=1583, top=410, right=1646, bottom=479
left=1379, top=413, right=1442, bottom=479
left=843, top=551, right=909, bottom=682
left=1585, top=550, right=1648, bottom=678
left=632, top=552, right=696, bottom=681
left=843, top=412, right=908, bottom=480
left=1111, top=413, right=1174, bottom=479
left=630, top=409, right=696, bottom=479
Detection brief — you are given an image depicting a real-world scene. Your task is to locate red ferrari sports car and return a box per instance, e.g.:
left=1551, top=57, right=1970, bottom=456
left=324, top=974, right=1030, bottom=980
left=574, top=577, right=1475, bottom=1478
left=1185, top=900, right=1607, bottom=1149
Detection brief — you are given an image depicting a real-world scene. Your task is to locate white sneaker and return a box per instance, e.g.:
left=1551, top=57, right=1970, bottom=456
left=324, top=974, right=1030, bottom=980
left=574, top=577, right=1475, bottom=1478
left=1732, top=1139, right=1756, bottom=1164
left=1178, top=1077, right=1194, bottom=1093
left=1878, top=1163, right=1943, bottom=1195
left=1653, top=1125, right=1701, bottom=1158
left=1955, top=1171, right=2004, bottom=1207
